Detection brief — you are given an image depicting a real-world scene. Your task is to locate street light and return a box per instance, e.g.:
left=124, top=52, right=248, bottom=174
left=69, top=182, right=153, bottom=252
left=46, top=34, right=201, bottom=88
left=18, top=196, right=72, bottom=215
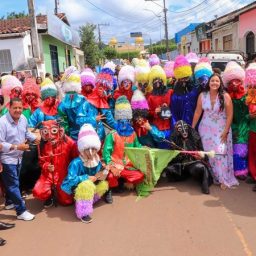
left=145, top=0, right=169, bottom=59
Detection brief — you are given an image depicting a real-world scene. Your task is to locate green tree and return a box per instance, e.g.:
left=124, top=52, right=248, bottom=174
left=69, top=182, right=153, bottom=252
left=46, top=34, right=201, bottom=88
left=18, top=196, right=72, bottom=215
left=79, top=23, right=100, bottom=67
left=118, top=51, right=140, bottom=61
left=103, top=46, right=117, bottom=60
left=0, top=11, right=28, bottom=20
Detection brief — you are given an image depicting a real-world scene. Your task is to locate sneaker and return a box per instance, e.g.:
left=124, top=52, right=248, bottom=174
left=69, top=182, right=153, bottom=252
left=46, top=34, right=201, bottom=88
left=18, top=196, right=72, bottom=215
left=44, top=198, right=54, bottom=208
left=81, top=215, right=92, bottom=224
left=5, top=204, right=15, bottom=210
left=17, top=211, right=35, bottom=221
left=104, top=190, right=113, bottom=204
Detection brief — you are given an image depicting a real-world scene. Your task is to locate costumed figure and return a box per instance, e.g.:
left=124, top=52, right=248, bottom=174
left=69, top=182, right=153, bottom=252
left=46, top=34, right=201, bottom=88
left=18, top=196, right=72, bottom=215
left=244, top=63, right=256, bottom=189
left=58, top=66, right=89, bottom=140
left=29, top=78, right=60, bottom=128
left=171, top=55, right=198, bottom=127
left=33, top=120, right=78, bottom=207
left=81, top=70, right=117, bottom=142
left=61, top=124, right=109, bottom=223
left=148, top=54, right=160, bottom=67
left=134, top=60, right=152, bottom=97
left=21, top=78, right=41, bottom=119
left=103, top=96, right=144, bottom=201
left=114, top=65, right=135, bottom=102
left=222, top=61, right=249, bottom=179
left=147, top=65, right=173, bottom=149
left=80, top=68, right=96, bottom=99
left=131, top=90, right=165, bottom=148
left=165, top=120, right=213, bottom=194
left=194, top=58, right=213, bottom=92
left=101, top=66, right=117, bottom=113
left=164, top=61, right=176, bottom=89
left=0, top=75, right=23, bottom=116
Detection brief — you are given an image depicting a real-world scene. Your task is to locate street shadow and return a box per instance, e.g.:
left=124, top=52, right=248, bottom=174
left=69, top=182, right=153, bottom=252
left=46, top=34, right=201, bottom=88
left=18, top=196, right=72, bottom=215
left=203, top=181, right=256, bottom=217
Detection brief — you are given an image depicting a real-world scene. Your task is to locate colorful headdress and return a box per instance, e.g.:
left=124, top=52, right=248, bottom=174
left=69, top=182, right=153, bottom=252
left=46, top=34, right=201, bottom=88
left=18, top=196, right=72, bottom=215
left=114, top=96, right=133, bottom=120
left=103, top=61, right=116, bottom=73
left=173, top=55, right=192, bottom=79
left=1, top=75, right=23, bottom=97
left=148, top=65, right=167, bottom=86
left=95, top=72, right=113, bottom=90
left=194, top=60, right=213, bottom=80
left=80, top=68, right=96, bottom=88
left=149, top=54, right=160, bottom=67
left=118, top=65, right=135, bottom=85
left=164, top=61, right=175, bottom=78
left=222, top=61, right=245, bottom=87
left=61, top=66, right=81, bottom=93
left=135, top=63, right=150, bottom=83
left=40, top=78, right=57, bottom=100
left=77, top=124, right=101, bottom=152
left=131, top=89, right=149, bottom=110
left=186, top=52, right=199, bottom=64
left=22, top=78, right=40, bottom=97
left=245, top=63, right=256, bottom=87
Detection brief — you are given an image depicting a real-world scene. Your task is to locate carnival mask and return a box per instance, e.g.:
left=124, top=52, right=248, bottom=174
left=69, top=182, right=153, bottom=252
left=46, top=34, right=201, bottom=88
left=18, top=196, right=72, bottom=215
left=121, top=79, right=132, bottom=91
left=40, top=120, right=64, bottom=145
left=138, top=82, right=148, bottom=93
left=81, top=148, right=98, bottom=160
left=153, top=78, right=163, bottom=89
left=175, top=120, right=189, bottom=139
left=198, top=75, right=209, bottom=89
left=10, top=87, right=22, bottom=99
left=25, top=92, right=37, bottom=103
left=44, top=96, right=56, bottom=107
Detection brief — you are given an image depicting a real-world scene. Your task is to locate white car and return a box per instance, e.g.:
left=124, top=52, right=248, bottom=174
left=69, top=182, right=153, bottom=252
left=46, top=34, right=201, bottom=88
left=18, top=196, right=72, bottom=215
left=206, top=52, right=245, bottom=72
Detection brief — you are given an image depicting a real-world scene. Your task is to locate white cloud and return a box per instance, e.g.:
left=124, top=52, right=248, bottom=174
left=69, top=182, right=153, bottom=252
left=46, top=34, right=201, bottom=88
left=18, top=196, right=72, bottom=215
left=35, top=0, right=255, bottom=44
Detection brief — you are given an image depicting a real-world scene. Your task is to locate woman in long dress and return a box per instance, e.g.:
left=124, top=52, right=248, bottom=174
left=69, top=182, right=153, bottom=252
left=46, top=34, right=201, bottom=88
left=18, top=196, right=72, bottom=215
left=192, top=73, right=238, bottom=188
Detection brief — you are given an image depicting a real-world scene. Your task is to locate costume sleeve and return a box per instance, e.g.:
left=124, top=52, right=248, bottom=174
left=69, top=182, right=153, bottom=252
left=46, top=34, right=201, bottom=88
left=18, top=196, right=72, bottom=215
left=76, top=102, right=97, bottom=127
left=61, top=159, right=89, bottom=195
left=102, top=133, right=114, bottom=164
left=58, top=103, right=69, bottom=135
left=28, top=108, right=41, bottom=128
left=149, top=125, right=166, bottom=143
left=101, top=108, right=117, bottom=129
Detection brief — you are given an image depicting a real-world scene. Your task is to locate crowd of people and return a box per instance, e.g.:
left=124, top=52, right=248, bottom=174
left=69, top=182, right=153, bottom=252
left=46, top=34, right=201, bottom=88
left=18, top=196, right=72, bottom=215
left=0, top=52, right=255, bottom=246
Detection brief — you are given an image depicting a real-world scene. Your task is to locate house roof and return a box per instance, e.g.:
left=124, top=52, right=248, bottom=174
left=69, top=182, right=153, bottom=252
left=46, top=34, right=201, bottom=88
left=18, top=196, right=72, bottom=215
left=0, top=13, right=69, bottom=35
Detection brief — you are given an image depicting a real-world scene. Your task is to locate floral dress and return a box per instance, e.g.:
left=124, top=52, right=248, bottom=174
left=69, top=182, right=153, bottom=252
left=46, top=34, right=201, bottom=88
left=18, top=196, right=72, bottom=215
left=198, top=92, right=238, bottom=187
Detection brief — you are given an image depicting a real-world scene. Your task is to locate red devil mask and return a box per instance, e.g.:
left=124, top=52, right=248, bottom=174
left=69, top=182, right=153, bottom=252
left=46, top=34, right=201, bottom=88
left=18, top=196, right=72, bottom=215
left=227, top=79, right=245, bottom=99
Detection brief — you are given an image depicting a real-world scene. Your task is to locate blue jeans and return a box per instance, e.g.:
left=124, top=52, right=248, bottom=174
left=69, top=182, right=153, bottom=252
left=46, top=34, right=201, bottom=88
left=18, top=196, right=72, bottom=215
left=1, top=164, right=26, bottom=215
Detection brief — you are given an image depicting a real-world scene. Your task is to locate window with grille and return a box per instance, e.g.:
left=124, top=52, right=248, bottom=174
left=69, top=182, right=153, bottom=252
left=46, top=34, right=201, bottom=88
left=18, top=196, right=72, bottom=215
left=0, top=49, right=13, bottom=73
left=223, top=35, right=232, bottom=51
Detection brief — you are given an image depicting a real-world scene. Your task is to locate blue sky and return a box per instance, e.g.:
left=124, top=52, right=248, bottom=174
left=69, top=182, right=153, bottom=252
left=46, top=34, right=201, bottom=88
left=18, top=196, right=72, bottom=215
left=1, top=0, right=255, bottom=44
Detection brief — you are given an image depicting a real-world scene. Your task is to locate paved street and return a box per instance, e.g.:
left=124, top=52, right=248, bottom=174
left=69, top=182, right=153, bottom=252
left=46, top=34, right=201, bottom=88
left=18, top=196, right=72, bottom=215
left=0, top=180, right=255, bottom=256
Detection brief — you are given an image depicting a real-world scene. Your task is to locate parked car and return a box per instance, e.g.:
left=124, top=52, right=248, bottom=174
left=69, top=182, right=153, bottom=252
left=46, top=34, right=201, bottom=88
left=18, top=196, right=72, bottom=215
left=206, top=51, right=245, bottom=72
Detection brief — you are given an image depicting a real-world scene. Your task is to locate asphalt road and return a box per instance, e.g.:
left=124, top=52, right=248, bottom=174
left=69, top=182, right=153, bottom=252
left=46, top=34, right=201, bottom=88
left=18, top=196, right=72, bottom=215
left=0, top=180, right=255, bottom=256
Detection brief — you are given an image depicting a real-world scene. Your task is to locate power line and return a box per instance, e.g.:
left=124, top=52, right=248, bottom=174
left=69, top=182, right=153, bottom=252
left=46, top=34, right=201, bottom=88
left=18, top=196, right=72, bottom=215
left=84, top=0, right=156, bottom=24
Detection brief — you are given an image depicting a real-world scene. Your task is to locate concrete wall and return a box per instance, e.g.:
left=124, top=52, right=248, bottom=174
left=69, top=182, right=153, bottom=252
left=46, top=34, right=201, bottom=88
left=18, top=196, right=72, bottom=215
left=0, top=32, right=32, bottom=72
left=212, top=22, right=239, bottom=51
left=41, top=34, right=74, bottom=75
left=239, top=9, right=256, bottom=54
left=191, top=32, right=199, bottom=53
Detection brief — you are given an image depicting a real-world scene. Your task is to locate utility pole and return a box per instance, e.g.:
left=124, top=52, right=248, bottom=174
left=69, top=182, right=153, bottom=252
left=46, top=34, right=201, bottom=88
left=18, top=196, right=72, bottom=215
left=54, top=0, right=59, bottom=15
left=163, top=0, right=169, bottom=57
left=27, top=0, right=40, bottom=66
left=98, top=23, right=109, bottom=49
left=145, top=0, right=170, bottom=59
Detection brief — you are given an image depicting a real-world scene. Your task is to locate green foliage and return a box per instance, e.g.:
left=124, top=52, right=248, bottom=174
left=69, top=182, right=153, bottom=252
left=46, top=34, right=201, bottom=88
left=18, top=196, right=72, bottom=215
left=4, top=11, right=28, bottom=19
left=79, top=23, right=100, bottom=67
left=103, top=46, right=117, bottom=60
left=117, top=51, right=140, bottom=61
